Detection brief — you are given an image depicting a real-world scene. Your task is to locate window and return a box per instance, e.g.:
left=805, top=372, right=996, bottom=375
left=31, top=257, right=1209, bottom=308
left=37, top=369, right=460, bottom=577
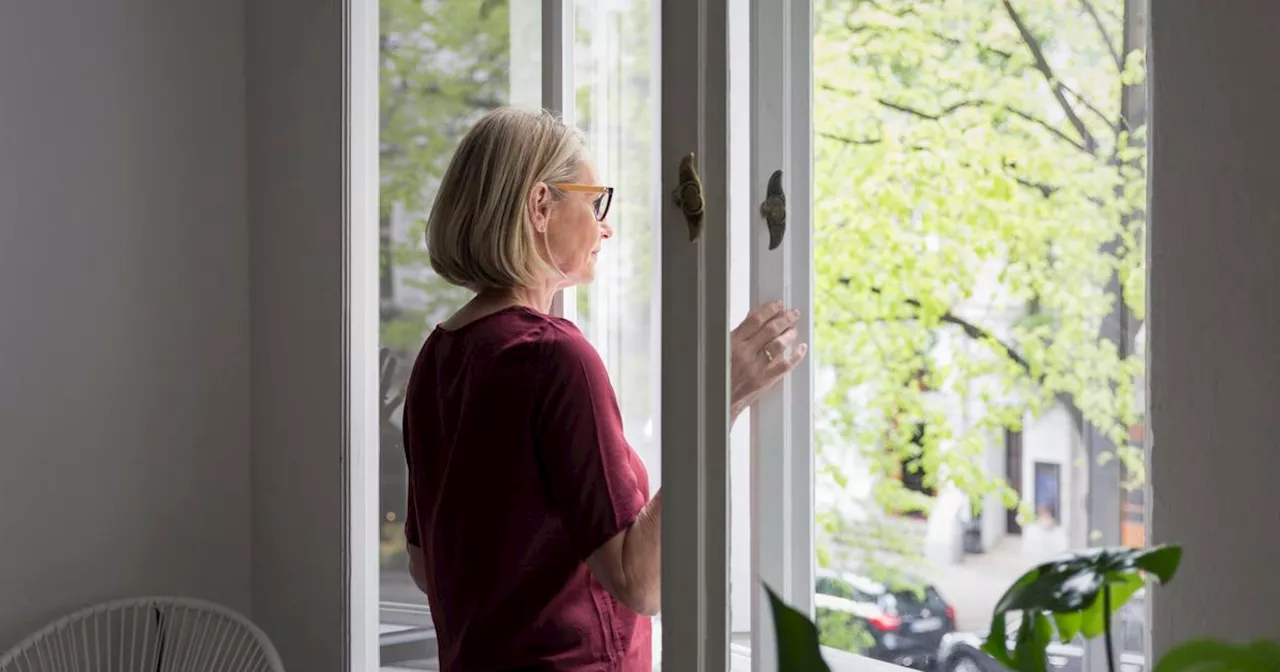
left=806, top=2, right=1150, bottom=672
left=376, top=2, right=541, bottom=667
left=359, top=0, right=1150, bottom=669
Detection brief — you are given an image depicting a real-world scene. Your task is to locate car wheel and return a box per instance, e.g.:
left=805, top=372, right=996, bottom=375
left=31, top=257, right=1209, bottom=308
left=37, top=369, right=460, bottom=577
left=948, top=654, right=985, bottom=672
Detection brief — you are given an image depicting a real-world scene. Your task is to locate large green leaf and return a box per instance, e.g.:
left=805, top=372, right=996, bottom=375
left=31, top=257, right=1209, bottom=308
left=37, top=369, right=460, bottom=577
left=765, top=583, right=833, bottom=672
left=1012, top=611, right=1055, bottom=672
left=984, top=546, right=1182, bottom=672
left=994, top=545, right=1181, bottom=616
left=1080, top=573, right=1143, bottom=639
left=982, top=612, right=1016, bottom=668
left=1155, top=639, right=1280, bottom=672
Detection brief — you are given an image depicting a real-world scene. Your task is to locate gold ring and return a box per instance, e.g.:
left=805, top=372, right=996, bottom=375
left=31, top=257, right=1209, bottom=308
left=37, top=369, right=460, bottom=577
left=762, top=347, right=774, bottom=363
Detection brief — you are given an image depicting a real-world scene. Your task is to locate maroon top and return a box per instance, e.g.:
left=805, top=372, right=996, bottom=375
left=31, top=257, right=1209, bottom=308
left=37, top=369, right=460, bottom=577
left=403, top=305, right=652, bottom=672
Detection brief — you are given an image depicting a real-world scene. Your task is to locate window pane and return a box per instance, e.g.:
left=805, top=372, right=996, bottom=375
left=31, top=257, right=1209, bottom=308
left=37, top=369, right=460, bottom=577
left=571, top=0, right=660, bottom=666
left=377, top=1, right=540, bottom=668
left=811, top=1, right=1148, bottom=670
left=572, top=1, right=660, bottom=493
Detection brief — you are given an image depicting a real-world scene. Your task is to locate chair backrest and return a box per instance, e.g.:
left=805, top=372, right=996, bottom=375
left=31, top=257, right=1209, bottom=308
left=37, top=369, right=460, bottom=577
left=0, top=597, right=284, bottom=672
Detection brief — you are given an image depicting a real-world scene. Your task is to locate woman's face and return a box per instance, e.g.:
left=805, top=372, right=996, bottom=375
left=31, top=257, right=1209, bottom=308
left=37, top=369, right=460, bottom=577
left=538, top=160, right=614, bottom=287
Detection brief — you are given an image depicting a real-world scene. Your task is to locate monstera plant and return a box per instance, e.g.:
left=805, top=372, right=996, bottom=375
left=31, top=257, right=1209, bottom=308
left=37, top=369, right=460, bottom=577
left=766, top=545, right=1280, bottom=672
left=981, top=545, right=1179, bottom=672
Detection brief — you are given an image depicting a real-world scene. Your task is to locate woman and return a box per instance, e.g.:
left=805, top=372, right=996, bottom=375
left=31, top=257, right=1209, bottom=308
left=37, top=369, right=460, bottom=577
left=403, top=107, right=806, bottom=671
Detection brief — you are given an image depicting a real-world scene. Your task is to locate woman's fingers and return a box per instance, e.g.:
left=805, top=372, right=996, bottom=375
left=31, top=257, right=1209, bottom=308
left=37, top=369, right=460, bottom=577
left=730, top=341, right=808, bottom=415
left=762, top=340, right=806, bottom=381
left=761, top=325, right=800, bottom=359
left=745, top=308, right=800, bottom=352
left=728, top=301, right=808, bottom=417
left=732, top=301, right=785, bottom=342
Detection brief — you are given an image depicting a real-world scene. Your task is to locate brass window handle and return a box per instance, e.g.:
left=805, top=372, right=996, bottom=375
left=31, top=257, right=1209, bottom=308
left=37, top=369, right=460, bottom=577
left=671, top=152, right=705, bottom=242
left=760, top=169, right=786, bottom=250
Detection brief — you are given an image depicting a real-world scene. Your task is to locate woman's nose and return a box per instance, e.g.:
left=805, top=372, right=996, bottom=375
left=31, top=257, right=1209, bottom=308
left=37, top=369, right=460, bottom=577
left=600, top=221, right=614, bottom=239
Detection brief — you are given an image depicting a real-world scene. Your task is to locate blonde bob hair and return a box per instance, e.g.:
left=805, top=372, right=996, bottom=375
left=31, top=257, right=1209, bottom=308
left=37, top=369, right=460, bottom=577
left=426, top=107, right=586, bottom=290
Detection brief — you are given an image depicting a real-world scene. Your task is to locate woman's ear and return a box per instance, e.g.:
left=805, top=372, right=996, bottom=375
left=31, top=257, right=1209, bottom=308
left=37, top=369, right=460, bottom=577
left=527, top=182, right=552, bottom=233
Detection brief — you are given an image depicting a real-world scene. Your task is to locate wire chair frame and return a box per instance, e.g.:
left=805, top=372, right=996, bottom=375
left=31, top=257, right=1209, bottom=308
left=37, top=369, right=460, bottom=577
left=0, top=597, right=284, bottom=672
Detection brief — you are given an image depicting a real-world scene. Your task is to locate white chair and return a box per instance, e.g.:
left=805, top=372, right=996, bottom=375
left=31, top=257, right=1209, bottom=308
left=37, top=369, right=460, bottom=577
left=0, top=597, right=285, bottom=672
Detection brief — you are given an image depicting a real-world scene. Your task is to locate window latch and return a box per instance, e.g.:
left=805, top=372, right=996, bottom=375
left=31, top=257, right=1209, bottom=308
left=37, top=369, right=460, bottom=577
left=760, top=169, right=786, bottom=250
left=671, top=152, right=705, bottom=242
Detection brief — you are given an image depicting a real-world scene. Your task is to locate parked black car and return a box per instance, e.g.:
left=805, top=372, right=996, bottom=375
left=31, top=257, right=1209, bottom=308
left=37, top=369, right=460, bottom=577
left=937, top=591, right=1146, bottom=672
left=815, top=568, right=958, bottom=670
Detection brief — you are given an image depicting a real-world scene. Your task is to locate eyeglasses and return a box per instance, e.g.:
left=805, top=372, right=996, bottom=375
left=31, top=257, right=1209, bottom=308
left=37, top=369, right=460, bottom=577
left=549, top=183, right=614, bottom=222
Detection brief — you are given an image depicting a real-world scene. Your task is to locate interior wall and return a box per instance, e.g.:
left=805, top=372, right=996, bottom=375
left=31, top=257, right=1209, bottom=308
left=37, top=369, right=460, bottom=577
left=0, top=0, right=251, bottom=650
left=245, top=0, right=349, bottom=669
left=1149, top=0, right=1280, bottom=655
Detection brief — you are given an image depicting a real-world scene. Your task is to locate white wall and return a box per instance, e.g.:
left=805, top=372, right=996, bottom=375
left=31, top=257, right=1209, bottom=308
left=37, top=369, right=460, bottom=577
left=1019, top=407, right=1075, bottom=560
left=0, top=0, right=250, bottom=651
left=1149, top=0, right=1280, bottom=654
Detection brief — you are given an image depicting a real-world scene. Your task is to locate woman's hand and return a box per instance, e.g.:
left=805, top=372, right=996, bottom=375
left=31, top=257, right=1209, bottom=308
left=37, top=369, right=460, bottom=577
left=729, top=301, right=807, bottom=423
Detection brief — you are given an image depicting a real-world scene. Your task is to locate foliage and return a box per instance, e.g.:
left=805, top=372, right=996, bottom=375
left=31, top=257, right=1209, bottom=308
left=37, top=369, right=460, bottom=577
left=811, top=0, right=1148, bottom=552
left=376, top=0, right=518, bottom=563
left=378, top=0, right=1154, bottom=615
left=379, top=0, right=515, bottom=351
left=982, top=545, right=1180, bottom=672
left=767, top=584, right=834, bottom=672
left=1155, top=640, right=1280, bottom=672
left=775, top=548, right=1280, bottom=672
left=815, top=608, right=875, bottom=655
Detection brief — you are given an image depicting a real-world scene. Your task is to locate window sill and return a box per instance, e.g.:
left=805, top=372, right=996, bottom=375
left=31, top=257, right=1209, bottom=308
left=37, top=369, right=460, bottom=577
left=724, top=636, right=910, bottom=672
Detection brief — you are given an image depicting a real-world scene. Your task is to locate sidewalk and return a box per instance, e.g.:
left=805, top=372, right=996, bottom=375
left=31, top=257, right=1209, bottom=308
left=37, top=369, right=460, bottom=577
left=916, top=535, right=1038, bottom=632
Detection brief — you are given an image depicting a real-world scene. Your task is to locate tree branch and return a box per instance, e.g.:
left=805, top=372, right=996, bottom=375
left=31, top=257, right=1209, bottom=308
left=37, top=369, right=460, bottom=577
left=819, top=131, right=1063, bottom=197
left=1001, top=0, right=1099, bottom=153
left=818, top=131, right=884, bottom=146
left=1061, top=82, right=1123, bottom=131
left=1079, top=0, right=1124, bottom=71
left=839, top=282, right=1085, bottom=428
left=843, top=15, right=1015, bottom=63
left=823, top=85, right=1092, bottom=154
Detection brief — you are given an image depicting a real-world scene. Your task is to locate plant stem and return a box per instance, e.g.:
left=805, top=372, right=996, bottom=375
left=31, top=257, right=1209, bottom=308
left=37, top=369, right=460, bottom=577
left=1103, top=584, right=1116, bottom=672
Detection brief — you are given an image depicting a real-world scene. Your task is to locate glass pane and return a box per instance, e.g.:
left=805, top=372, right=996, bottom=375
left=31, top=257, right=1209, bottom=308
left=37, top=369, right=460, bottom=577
left=377, top=1, right=540, bottom=668
left=811, top=1, right=1148, bottom=670
left=571, top=0, right=661, bottom=666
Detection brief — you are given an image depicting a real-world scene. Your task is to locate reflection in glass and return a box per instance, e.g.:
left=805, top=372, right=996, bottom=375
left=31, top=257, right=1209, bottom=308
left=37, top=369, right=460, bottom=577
left=378, top=1, right=540, bottom=667
left=573, top=0, right=661, bottom=485
left=573, top=1, right=661, bottom=667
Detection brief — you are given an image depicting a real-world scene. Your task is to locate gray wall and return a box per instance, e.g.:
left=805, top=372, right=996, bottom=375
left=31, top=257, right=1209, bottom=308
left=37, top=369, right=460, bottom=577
left=1148, top=0, right=1280, bottom=654
left=0, top=0, right=251, bottom=651
left=245, top=0, right=349, bottom=669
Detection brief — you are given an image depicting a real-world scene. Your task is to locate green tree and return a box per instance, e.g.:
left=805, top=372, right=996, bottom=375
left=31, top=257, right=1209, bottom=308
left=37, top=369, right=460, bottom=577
left=812, top=0, right=1147, bottom=571
left=377, top=0, right=514, bottom=569
left=380, top=0, right=515, bottom=353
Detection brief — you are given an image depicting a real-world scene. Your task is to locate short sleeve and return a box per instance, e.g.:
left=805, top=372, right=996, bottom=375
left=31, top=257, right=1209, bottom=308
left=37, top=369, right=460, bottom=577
left=533, top=325, right=646, bottom=561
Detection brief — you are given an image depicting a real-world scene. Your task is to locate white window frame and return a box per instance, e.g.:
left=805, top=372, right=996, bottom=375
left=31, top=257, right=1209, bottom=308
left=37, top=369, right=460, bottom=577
left=348, top=0, right=380, bottom=668
left=747, top=0, right=816, bottom=668
left=543, top=0, right=578, bottom=321
left=658, top=0, right=733, bottom=669
left=332, top=2, right=1169, bottom=671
